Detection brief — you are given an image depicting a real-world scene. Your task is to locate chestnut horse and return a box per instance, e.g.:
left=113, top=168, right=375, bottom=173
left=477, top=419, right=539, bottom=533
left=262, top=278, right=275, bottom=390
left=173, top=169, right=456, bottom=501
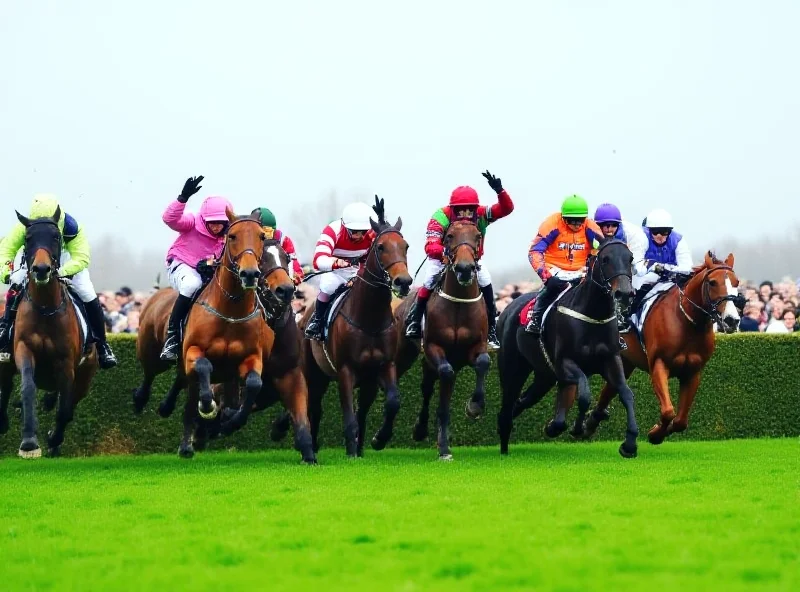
left=393, top=220, right=490, bottom=460
left=0, top=208, right=98, bottom=457
left=297, top=197, right=412, bottom=457
left=583, top=252, right=742, bottom=444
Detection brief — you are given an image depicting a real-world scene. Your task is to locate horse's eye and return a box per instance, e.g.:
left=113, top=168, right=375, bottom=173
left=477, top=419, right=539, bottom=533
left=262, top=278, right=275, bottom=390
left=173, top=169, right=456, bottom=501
left=260, top=233, right=267, bottom=241
left=377, top=243, right=384, bottom=252
left=709, top=280, right=718, bottom=287
left=602, top=256, right=610, bottom=264
left=228, top=234, right=236, bottom=240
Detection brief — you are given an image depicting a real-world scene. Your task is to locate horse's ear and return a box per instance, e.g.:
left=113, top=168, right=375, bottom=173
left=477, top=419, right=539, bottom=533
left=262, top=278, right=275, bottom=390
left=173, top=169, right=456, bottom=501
left=704, top=251, right=713, bottom=267
left=370, top=218, right=381, bottom=233
left=225, top=206, right=236, bottom=223
left=724, top=252, right=734, bottom=268
left=15, top=210, right=31, bottom=227
left=372, top=194, right=386, bottom=225
left=52, top=205, right=61, bottom=223
left=394, top=216, right=402, bottom=231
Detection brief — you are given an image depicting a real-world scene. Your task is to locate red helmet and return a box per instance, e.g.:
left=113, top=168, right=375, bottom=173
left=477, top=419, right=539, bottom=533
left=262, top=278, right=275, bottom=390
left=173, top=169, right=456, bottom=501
left=449, top=186, right=479, bottom=207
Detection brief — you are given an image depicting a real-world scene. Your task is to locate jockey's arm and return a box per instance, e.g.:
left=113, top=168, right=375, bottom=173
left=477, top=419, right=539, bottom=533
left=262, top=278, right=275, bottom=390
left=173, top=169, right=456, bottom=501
left=486, top=189, right=514, bottom=222
left=671, top=237, right=693, bottom=273
left=312, top=225, right=338, bottom=271
left=527, top=219, right=559, bottom=280
left=624, top=222, right=649, bottom=275
left=162, top=199, right=195, bottom=232
left=0, top=223, right=25, bottom=283
left=61, top=223, right=91, bottom=277
left=279, top=233, right=304, bottom=277
left=424, top=211, right=447, bottom=260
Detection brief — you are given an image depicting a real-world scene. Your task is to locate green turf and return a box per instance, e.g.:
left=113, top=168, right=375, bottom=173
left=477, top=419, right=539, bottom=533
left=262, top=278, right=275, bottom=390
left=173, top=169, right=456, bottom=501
left=0, top=439, right=798, bottom=591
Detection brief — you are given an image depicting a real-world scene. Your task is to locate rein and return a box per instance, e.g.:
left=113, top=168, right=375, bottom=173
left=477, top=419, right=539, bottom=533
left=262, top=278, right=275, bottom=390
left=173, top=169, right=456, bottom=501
left=438, top=223, right=482, bottom=303
left=676, top=265, right=740, bottom=327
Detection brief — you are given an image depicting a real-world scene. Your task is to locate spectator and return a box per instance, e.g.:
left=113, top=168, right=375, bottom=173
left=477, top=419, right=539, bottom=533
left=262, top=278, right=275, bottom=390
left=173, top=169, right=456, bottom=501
left=115, top=286, right=134, bottom=315
left=759, top=281, right=773, bottom=303
left=781, top=309, right=797, bottom=333
left=739, top=303, right=761, bottom=332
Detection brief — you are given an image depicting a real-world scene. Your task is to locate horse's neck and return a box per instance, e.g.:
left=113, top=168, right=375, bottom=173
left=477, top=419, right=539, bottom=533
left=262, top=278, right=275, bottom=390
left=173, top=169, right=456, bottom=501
left=442, top=268, right=480, bottom=300
left=679, top=272, right=708, bottom=326
left=208, top=265, right=256, bottom=314
left=569, top=274, right=613, bottom=316
left=345, top=265, right=392, bottom=325
left=27, top=276, right=62, bottom=309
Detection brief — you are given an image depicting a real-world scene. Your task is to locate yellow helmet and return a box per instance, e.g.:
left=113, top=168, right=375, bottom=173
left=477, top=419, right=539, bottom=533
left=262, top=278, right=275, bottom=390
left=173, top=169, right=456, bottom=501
left=28, top=193, right=64, bottom=232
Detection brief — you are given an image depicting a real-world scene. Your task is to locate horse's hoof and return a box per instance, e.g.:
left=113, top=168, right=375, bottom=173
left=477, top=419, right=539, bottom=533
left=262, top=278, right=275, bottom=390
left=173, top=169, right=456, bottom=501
left=197, top=399, right=218, bottom=420
left=647, top=425, right=667, bottom=445
left=178, top=444, right=195, bottom=459
left=371, top=435, right=387, bottom=451
left=543, top=421, right=566, bottom=439
left=569, top=426, right=585, bottom=440
left=619, top=443, right=638, bottom=459
left=438, top=453, right=454, bottom=462
left=412, top=423, right=428, bottom=442
left=18, top=446, right=42, bottom=459
left=465, top=400, right=485, bottom=420
left=47, top=446, right=62, bottom=457
left=47, top=430, right=64, bottom=450
left=157, top=401, right=175, bottom=419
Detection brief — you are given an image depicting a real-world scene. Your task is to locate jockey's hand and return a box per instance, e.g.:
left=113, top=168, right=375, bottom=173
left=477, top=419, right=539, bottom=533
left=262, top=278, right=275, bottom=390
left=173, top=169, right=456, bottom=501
left=0, top=262, right=11, bottom=285
left=178, top=175, right=204, bottom=203
left=482, top=170, right=503, bottom=194
left=427, top=244, right=444, bottom=260
left=332, top=258, right=351, bottom=270
left=539, top=268, right=552, bottom=282
left=652, top=263, right=665, bottom=275
left=292, top=274, right=303, bottom=286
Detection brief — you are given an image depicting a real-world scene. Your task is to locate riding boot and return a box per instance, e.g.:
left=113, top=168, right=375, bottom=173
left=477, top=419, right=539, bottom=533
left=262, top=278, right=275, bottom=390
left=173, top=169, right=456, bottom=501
left=480, top=284, right=500, bottom=349
left=0, top=285, right=23, bottom=361
left=85, top=298, right=118, bottom=369
left=304, top=297, right=331, bottom=341
left=405, top=292, right=430, bottom=339
left=160, top=294, right=193, bottom=362
left=525, top=280, right=561, bottom=335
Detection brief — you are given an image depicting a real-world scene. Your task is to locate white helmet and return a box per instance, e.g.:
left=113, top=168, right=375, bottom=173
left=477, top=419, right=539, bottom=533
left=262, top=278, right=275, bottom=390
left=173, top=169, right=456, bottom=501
left=644, top=208, right=674, bottom=229
left=341, top=202, right=375, bottom=231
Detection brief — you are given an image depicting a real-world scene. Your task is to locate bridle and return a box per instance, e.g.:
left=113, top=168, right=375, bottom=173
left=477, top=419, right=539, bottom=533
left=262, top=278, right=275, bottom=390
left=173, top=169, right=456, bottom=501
left=257, top=239, right=295, bottom=325
left=356, top=226, right=408, bottom=294
left=678, top=265, right=743, bottom=327
left=587, top=239, right=632, bottom=295
left=214, top=218, right=265, bottom=302
left=20, top=219, right=68, bottom=316
left=442, top=222, right=482, bottom=279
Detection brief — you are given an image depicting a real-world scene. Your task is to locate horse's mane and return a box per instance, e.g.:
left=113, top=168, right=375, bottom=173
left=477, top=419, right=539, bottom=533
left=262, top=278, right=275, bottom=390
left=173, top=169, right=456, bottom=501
left=691, top=250, right=723, bottom=275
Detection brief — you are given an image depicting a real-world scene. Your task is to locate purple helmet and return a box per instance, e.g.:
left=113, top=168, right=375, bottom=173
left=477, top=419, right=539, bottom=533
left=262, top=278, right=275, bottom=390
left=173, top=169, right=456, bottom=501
left=594, top=203, right=622, bottom=224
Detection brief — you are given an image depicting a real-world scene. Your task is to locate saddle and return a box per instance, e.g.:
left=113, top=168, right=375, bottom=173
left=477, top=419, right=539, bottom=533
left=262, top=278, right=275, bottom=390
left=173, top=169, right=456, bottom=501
left=321, top=281, right=354, bottom=341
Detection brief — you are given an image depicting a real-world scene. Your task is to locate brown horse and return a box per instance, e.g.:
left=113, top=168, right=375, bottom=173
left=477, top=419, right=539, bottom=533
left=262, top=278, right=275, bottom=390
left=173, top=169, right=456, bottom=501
left=297, top=197, right=412, bottom=457
left=393, top=220, right=490, bottom=460
left=584, top=251, right=742, bottom=443
left=0, top=208, right=98, bottom=457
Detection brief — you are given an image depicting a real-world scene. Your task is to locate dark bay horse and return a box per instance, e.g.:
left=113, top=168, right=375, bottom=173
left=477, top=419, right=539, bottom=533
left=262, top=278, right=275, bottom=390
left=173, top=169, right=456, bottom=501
left=0, top=208, right=99, bottom=457
left=393, top=220, right=491, bottom=460
left=584, top=252, right=742, bottom=444
left=297, top=197, right=412, bottom=457
left=497, top=238, right=640, bottom=458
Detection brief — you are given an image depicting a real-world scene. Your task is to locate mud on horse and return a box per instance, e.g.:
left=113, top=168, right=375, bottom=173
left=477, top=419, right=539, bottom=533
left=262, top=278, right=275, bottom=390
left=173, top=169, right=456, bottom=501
left=0, top=207, right=99, bottom=458
left=297, top=196, right=412, bottom=457
left=393, top=220, right=491, bottom=460
left=496, top=238, right=640, bottom=458
left=584, top=251, right=742, bottom=444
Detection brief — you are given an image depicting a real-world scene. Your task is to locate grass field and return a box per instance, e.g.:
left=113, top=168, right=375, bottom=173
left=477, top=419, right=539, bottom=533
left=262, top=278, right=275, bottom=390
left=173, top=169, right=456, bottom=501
left=1, top=439, right=798, bottom=591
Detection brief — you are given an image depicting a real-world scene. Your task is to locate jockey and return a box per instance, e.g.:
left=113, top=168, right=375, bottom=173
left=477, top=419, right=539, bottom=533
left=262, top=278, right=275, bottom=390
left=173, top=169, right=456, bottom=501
left=405, top=171, right=514, bottom=349
left=304, top=201, right=377, bottom=341
left=623, top=207, right=693, bottom=329
left=250, top=207, right=304, bottom=285
left=160, top=176, right=234, bottom=362
left=593, top=202, right=648, bottom=274
left=525, top=195, right=603, bottom=335
left=0, top=193, right=117, bottom=368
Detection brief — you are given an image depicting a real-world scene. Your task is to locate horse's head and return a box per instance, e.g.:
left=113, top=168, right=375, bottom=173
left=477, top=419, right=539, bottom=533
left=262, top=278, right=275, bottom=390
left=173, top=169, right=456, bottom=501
left=222, top=207, right=267, bottom=290
left=443, top=220, right=482, bottom=286
left=693, top=251, right=742, bottom=334
left=367, top=195, right=413, bottom=297
left=591, top=238, right=635, bottom=308
left=16, top=207, right=63, bottom=286
left=259, top=239, right=295, bottom=306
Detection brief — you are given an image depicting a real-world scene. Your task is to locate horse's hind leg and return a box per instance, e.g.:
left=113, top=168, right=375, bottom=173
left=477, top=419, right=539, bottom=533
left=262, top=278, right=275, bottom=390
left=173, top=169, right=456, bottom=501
left=132, top=372, right=155, bottom=414
left=412, top=362, right=436, bottom=442
left=220, top=357, right=262, bottom=435
left=0, top=365, right=14, bottom=435
left=647, top=358, right=676, bottom=445
left=46, top=367, right=76, bottom=456
left=466, top=350, right=490, bottom=420
left=270, top=410, right=292, bottom=442
left=585, top=358, right=634, bottom=437
left=16, top=346, right=40, bottom=458
left=425, top=344, right=456, bottom=460
left=336, top=365, right=359, bottom=458
left=372, top=362, right=401, bottom=451
left=545, top=360, right=583, bottom=439
left=158, top=374, right=186, bottom=419
left=570, top=373, right=592, bottom=439
left=356, top=378, right=378, bottom=457
left=512, top=373, right=556, bottom=419
left=667, top=372, right=701, bottom=438
left=497, top=342, right=533, bottom=455
left=273, top=368, right=316, bottom=464
left=605, top=355, right=639, bottom=458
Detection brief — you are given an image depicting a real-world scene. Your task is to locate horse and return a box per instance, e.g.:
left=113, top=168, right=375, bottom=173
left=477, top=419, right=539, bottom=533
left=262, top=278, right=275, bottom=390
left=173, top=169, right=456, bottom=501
left=496, top=238, right=640, bottom=458
left=296, top=197, right=412, bottom=457
left=583, top=251, right=742, bottom=444
left=392, top=220, right=491, bottom=460
left=0, top=207, right=99, bottom=458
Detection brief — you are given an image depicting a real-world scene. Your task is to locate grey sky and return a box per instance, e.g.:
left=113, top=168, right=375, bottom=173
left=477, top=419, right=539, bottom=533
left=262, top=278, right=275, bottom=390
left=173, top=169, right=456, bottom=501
left=1, top=0, right=798, bottom=285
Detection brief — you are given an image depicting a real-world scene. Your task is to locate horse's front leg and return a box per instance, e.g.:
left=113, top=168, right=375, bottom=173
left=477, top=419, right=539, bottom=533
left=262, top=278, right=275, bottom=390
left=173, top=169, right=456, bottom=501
left=0, top=365, right=14, bottom=435
left=157, top=374, right=186, bottom=419
left=356, top=377, right=378, bottom=457
left=372, top=362, right=401, bottom=451
left=273, top=368, right=316, bottom=464
left=412, top=363, right=436, bottom=441
left=16, top=344, right=40, bottom=458
left=337, top=365, right=359, bottom=458
left=605, top=354, right=639, bottom=458
left=46, top=366, right=76, bottom=456
left=667, top=372, right=701, bottom=438
left=570, top=373, right=592, bottom=439
left=544, top=359, right=582, bottom=439
left=646, top=358, right=675, bottom=445
left=425, top=343, right=456, bottom=460
left=220, top=354, right=263, bottom=435
left=465, top=347, right=490, bottom=420
left=181, top=347, right=211, bottom=458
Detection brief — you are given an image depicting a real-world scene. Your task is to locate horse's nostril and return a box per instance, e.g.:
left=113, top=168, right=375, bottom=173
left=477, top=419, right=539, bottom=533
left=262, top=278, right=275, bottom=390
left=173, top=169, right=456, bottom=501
left=275, top=284, right=294, bottom=302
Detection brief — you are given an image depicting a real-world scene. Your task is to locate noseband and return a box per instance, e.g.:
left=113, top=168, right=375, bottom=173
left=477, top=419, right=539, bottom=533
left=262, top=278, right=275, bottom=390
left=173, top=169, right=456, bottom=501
left=443, top=224, right=481, bottom=277
left=223, top=218, right=264, bottom=274
left=680, top=265, right=742, bottom=327
left=24, top=219, right=62, bottom=273
left=359, top=227, right=407, bottom=292
left=257, top=239, right=295, bottom=324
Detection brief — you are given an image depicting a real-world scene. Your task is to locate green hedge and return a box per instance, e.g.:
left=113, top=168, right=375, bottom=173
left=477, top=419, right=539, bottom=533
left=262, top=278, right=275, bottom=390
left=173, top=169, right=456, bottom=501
left=1, top=333, right=798, bottom=457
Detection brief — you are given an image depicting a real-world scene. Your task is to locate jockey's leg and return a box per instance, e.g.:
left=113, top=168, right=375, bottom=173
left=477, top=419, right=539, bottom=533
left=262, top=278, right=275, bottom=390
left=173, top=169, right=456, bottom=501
left=525, top=277, right=567, bottom=335
left=304, top=270, right=347, bottom=341
left=406, top=258, right=442, bottom=339
left=0, top=284, right=24, bottom=358
left=623, top=273, right=658, bottom=333
left=476, top=263, right=499, bottom=350
left=71, top=268, right=117, bottom=369
left=161, top=263, right=202, bottom=362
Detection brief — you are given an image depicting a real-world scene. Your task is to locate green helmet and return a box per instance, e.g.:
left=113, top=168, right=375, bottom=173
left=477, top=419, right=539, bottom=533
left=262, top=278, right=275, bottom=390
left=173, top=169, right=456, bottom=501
left=561, top=194, right=589, bottom=217
left=252, top=207, right=277, bottom=228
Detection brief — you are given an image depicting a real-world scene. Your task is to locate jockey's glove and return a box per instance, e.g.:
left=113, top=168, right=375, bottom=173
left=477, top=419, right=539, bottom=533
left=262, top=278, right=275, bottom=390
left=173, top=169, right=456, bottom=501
left=332, top=258, right=352, bottom=270
left=0, top=262, right=11, bottom=285
left=482, top=170, right=503, bottom=194
left=178, top=175, right=204, bottom=203
left=426, top=244, right=444, bottom=260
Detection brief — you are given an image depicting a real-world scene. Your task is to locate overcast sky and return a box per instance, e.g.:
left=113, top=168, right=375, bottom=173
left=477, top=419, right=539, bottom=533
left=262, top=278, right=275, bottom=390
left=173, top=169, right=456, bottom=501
left=1, top=0, right=798, bottom=279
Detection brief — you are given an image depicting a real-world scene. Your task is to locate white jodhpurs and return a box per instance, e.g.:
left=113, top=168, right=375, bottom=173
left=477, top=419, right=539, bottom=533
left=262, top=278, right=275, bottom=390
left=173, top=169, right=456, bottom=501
left=421, top=257, right=492, bottom=289
left=633, top=271, right=660, bottom=291
left=318, top=267, right=358, bottom=295
left=10, top=250, right=97, bottom=302
left=167, top=261, right=203, bottom=298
